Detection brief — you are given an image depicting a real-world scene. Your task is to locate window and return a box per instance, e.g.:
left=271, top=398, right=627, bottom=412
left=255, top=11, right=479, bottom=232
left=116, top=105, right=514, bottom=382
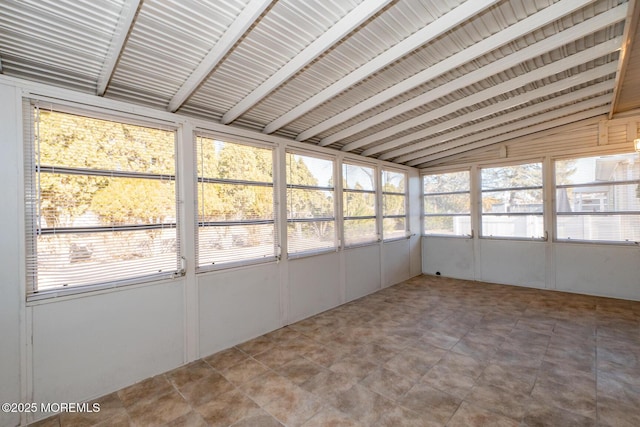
left=556, top=153, right=640, bottom=243
left=286, top=152, right=336, bottom=254
left=25, top=105, right=181, bottom=298
left=343, top=162, right=378, bottom=246
left=195, top=136, right=276, bottom=269
left=381, top=169, right=408, bottom=240
left=423, top=171, right=471, bottom=236
left=481, top=162, right=544, bottom=239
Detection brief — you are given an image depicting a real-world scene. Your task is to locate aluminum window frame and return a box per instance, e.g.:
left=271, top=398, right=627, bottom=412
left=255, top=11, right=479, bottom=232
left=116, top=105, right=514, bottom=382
left=25, top=101, right=182, bottom=301
left=194, top=133, right=278, bottom=272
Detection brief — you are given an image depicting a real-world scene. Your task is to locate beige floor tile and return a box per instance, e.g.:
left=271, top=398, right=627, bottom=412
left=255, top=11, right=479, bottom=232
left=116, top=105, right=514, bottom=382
left=204, top=347, right=249, bottom=371
left=262, top=385, right=323, bottom=427
left=400, top=383, right=461, bottom=424
left=196, top=388, right=261, bottom=427
left=221, top=358, right=269, bottom=386
left=448, top=401, right=519, bottom=427
left=360, top=366, right=415, bottom=401
left=179, top=370, right=235, bottom=407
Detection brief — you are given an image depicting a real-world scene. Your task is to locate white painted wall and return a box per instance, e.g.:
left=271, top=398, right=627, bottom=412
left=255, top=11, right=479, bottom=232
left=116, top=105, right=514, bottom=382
left=478, top=239, right=546, bottom=289
left=345, top=245, right=381, bottom=302
left=556, top=243, right=640, bottom=300
left=31, top=282, right=185, bottom=408
left=288, top=252, right=342, bottom=323
left=0, top=76, right=421, bottom=426
left=382, top=239, right=412, bottom=287
left=423, top=236, right=640, bottom=300
left=422, top=236, right=475, bottom=280
left=198, top=263, right=281, bottom=357
left=0, top=84, right=23, bottom=427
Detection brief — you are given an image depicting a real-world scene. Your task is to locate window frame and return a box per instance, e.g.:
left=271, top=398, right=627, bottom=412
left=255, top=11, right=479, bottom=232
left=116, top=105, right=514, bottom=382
left=479, top=160, right=545, bottom=241
left=25, top=101, right=182, bottom=301
left=194, top=132, right=278, bottom=272
left=381, top=167, right=409, bottom=242
left=553, top=152, right=640, bottom=245
left=342, top=160, right=379, bottom=248
left=422, top=169, right=472, bottom=238
left=285, top=149, right=337, bottom=258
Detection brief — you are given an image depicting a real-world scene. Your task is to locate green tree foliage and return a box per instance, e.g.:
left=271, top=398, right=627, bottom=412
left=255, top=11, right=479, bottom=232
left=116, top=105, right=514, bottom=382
left=198, top=138, right=274, bottom=221
left=37, top=110, right=175, bottom=228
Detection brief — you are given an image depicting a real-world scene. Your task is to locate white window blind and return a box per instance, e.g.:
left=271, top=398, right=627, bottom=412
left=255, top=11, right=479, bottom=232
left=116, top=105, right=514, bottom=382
left=382, top=169, right=408, bottom=241
left=195, top=135, right=277, bottom=269
left=25, top=104, right=181, bottom=299
left=423, top=171, right=471, bottom=236
left=286, top=152, right=336, bottom=255
left=343, top=162, right=378, bottom=246
left=556, top=153, right=640, bottom=243
left=481, top=162, right=544, bottom=239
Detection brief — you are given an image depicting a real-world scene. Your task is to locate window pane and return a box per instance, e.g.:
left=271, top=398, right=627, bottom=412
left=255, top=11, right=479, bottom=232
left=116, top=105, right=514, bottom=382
left=555, top=153, right=640, bottom=244
left=343, top=192, right=375, bottom=217
left=383, top=194, right=406, bottom=216
left=38, top=110, right=175, bottom=175
left=425, top=216, right=471, bottom=235
left=36, top=228, right=178, bottom=291
left=482, top=190, right=543, bottom=213
left=482, top=163, right=542, bottom=190
left=382, top=170, right=405, bottom=193
left=197, top=137, right=273, bottom=181
left=287, top=188, right=334, bottom=219
left=423, top=171, right=470, bottom=237
left=198, top=223, right=275, bottom=265
left=199, top=182, right=273, bottom=221
left=39, top=174, right=175, bottom=228
left=286, top=153, right=333, bottom=187
left=557, top=153, right=640, bottom=185
left=482, top=215, right=544, bottom=238
left=383, top=217, right=406, bottom=240
left=425, top=194, right=470, bottom=215
left=287, top=221, right=335, bottom=253
left=557, top=215, right=640, bottom=242
left=424, top=171, right=469, bottom=193
left=344, top=218, right=377, bottom=245
left=557, top=184, right=640, bottom=213
left=343, top=164, right=375, bottom=191
left=28, top=107, right=179, bottom=296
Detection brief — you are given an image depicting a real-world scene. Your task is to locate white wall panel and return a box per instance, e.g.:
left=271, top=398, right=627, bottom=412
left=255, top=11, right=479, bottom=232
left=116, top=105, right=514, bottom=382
left=478, top=239, right=546, bottom=289
left=383, top=239, right=411, bottom=287
left=0, top=83, right=22, bottom=427
left=556, top=243, right=640, bottom=301
left=422, top=236, right=475, bottom=280
left=31, top=281, right=184, bottom=412
left=198, top=263, right=281, bottom=357
left=345, top=245, right=381, bottom=301
left=288, top=252, right=342, bottom=323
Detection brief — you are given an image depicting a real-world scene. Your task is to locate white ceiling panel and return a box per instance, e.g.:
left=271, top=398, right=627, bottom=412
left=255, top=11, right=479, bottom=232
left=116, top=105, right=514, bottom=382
left=0, top=0, right=635, bottom=167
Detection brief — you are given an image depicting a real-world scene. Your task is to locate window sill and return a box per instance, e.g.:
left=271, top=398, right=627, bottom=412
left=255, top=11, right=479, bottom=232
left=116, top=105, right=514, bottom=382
left=196, top=257, right=278, bottom=274
left=26, top=272, right=182, bottom=305
left=287, top=247, right=338, bottom=260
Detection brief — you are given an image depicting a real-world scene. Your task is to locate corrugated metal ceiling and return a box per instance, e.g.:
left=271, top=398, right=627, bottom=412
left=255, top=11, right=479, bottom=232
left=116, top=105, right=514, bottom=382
left=0, top=0, right=637, bottom=167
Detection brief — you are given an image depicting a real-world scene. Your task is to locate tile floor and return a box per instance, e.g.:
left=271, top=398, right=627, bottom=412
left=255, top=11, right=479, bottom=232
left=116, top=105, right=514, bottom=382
left=31, top=275, right=640, bottom=426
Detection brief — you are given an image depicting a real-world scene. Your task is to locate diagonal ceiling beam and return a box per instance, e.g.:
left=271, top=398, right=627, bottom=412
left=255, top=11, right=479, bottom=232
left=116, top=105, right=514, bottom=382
left=262, top=0, right=501, bottom=134
left=357, top=37, right=622, bottom=157
left=300, top=0, right=624, bottom=145
left=400, top=84, right=613, bottom=164
left=96, top=0, right=141, bottom=96
left=402, top=89, right=613, bottom=166
left=378, top=61, right=618, bottom=160
left=608, top=0, right=639, bottom=117
left=168, top=0, right=273, bottom=112
left=423, top=116, right=602, bottom=167
left=220, top=0, right=393, bottom=125
left=416, top=106, right=610, bottom=168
